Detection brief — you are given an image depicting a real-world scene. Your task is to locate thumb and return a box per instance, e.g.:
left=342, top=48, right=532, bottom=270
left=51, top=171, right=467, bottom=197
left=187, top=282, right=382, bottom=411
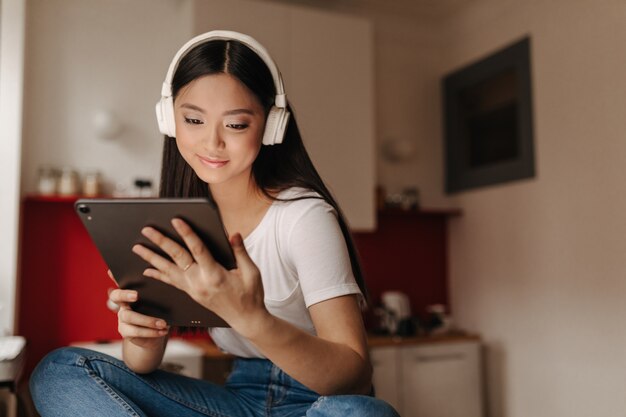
left=107, top=269, right=119, bottom=287
left=230, top=233, right=255, bottom=270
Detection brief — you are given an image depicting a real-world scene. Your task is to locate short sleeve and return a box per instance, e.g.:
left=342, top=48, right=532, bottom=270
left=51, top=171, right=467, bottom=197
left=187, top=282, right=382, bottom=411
left=285, top=197, right=362, bottom=308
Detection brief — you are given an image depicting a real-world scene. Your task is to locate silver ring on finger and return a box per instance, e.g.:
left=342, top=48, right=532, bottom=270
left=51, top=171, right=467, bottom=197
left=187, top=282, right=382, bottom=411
left=182, top=261, right=195, bottom=272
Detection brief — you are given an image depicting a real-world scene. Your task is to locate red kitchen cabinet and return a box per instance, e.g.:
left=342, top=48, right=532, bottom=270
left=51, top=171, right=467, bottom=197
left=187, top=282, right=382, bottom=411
left=16, top=195, right=119, bottom=375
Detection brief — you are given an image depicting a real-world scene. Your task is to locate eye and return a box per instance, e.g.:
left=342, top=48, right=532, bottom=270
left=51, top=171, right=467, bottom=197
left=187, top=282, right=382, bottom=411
left=226, top=123, right=249, bottom=130
left=184, top=117, right=203, bottom=125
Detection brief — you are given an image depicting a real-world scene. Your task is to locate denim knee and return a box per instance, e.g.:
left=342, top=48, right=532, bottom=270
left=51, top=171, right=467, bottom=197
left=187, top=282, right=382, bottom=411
left=31, top=347, right=76, bottom=403
left=30, top=347, right=111, bottom=402
left=307, top=395, right=400, bottom=417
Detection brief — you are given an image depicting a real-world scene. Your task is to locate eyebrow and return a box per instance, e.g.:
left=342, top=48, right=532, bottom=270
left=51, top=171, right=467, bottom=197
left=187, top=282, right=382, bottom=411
left=179, top=103, right=255, bottom=116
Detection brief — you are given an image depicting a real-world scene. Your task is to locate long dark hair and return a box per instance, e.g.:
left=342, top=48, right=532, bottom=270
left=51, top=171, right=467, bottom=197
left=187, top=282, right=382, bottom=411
left=159, top=39, right=368, bottom=303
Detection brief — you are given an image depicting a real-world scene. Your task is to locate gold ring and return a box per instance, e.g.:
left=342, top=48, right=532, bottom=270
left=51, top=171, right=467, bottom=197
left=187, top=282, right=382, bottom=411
left=183, top=262, right=193, bottom=272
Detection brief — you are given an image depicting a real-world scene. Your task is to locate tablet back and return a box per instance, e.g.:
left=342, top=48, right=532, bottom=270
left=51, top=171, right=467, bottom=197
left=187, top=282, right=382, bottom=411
left=75, top=198, right=235, bottom=327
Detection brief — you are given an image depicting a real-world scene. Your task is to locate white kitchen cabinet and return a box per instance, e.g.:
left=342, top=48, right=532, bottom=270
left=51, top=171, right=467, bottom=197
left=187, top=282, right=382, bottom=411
left=371, top=345, right=402, bottom=411
left=72, top=339, right=205, bottom=379
left=371, top=338, right=483, bottom=417
left=192, top=0, right=376, bottom=231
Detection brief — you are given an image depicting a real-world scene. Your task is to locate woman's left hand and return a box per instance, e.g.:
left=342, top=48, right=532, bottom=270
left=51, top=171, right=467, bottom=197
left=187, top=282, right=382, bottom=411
left=132, top=218, right=269, bottom=337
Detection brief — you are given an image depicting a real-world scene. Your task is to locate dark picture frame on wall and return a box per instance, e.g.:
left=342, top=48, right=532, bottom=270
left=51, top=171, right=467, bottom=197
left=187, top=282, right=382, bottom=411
left=442, top=37, right=535, bottom=193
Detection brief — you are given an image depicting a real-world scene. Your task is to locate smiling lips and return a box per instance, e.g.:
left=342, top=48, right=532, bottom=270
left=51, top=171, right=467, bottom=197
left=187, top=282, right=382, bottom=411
left=198, top=154, right=229, bottom=168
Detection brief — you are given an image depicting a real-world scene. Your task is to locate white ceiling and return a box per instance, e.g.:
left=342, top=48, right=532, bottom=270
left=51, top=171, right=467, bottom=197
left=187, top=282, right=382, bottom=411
left=257, top=0, right=475, bottom=21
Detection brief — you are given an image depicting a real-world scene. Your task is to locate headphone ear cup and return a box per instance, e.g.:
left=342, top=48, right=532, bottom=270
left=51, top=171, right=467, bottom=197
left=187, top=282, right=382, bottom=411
left=263, top=106, right=290, bottom=145
left=155, top=96, right=176, bottom=137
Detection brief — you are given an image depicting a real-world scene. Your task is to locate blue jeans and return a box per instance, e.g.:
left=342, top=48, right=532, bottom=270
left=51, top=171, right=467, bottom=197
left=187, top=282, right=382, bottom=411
left=30, top=347, right=400, bottom=417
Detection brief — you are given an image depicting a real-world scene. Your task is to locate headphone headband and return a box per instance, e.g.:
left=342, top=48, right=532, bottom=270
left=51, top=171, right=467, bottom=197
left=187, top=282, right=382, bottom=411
left=156, top=30, right=290, bottom=145
left=161, top=30, right=286, bottom=107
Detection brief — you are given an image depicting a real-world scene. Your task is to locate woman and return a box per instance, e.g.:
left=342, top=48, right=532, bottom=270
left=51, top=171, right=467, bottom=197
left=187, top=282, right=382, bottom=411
left=30, top=30, right=399, bottom=417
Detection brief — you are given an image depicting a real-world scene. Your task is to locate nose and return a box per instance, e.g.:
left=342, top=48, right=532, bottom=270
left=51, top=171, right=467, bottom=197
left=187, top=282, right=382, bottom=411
left=203, top=125, right=224, bottom=151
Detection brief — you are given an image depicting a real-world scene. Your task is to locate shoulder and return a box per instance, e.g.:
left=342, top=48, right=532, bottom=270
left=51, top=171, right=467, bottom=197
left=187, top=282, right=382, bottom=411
left=274, top=187, right=337, bottom=222
left=276, top=187, right=335, bottom=212
left=270, top=187, right=341, bottom=248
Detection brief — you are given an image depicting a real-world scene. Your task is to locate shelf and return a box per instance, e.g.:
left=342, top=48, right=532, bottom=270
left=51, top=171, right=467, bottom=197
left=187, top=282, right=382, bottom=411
left=23, top=194, right=110, bottom=203
left=185, top=333, right=481, bottom=358
left=22, top=196, right=462, bottom=217
left=23, top=194, right=81, bottom=203
left=378, top=207, right=462, bottom=217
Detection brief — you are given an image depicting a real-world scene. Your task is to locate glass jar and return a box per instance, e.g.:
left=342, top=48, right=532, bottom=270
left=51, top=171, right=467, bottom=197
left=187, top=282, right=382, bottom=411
left=37, top=166, right=59, bottom=196
left=82, top=171, right=101, bottom=197
left=58, top=167, right=80, bottom=196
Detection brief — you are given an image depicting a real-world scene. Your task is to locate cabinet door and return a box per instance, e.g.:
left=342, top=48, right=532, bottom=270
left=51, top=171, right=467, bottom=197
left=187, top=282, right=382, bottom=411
left=370, top=346, right=402, bottom=413
left=400, top=342, right=483, bottom=417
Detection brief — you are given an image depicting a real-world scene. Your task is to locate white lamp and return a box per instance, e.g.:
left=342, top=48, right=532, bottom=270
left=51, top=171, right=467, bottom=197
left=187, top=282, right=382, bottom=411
left=93, top=110, right=124, bottom=140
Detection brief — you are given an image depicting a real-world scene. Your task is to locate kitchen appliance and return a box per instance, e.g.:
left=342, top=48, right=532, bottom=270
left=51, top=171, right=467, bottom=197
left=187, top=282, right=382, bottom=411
left=380, top=291, right=412, bottom=335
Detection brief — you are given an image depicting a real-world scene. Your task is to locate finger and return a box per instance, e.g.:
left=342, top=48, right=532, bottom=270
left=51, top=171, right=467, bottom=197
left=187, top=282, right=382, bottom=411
left=108, top=288, right=136, bottom=313
left=119, top=322, right=169, bottom=338
left=107, top=269, right=119, bottom=287
left=230, top=233, right=254, bottom=272
left=107, top=298, right=120, bottom=313
left=141, top=267, right=178, bottom=288
left=132, top=243, right=179, bottom=278
left=118, top=306, right=169, bottom=330
left=109, top=288, right=138, bottom=304
left=141, top=226, right=194, bottom=270
left=171, top=218, right=217, bottom=267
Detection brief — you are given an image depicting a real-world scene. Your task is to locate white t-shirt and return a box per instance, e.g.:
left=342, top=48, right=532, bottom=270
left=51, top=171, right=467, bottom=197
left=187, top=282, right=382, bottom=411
left=209, top=187, right=363, bottom=358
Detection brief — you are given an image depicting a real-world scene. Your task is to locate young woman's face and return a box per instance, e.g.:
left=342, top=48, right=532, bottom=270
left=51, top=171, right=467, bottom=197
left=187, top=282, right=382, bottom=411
left=174, top=73, right=266, bottom=188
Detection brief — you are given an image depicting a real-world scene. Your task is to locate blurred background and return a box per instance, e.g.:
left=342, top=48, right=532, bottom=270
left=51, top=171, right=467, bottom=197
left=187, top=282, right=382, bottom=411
left=2, top=0, right=626, bottom=416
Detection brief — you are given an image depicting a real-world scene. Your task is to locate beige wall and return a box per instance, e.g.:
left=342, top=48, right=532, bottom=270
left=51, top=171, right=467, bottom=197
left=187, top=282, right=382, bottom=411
left=22, top=0, right=194, bottom=195
left=441, top=1, right=626, bottom=416
left=373, top=15, right=450, bottom=207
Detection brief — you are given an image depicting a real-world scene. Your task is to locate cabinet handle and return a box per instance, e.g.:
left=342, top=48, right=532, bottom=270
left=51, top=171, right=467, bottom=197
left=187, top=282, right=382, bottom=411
left=414, top=353, right=465, bottom=363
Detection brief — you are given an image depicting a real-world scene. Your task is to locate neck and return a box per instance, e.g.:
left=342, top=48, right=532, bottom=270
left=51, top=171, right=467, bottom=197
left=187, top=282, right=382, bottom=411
left=209, top=176, right=274, bottom=239
left=209, top=176, right=266, bottom=214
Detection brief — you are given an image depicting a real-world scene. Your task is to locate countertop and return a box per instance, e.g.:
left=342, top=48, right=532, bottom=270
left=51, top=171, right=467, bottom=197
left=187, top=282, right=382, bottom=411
left=187, top=331, right=480, bottom=358
left=367, top=331, right=480, bottom=348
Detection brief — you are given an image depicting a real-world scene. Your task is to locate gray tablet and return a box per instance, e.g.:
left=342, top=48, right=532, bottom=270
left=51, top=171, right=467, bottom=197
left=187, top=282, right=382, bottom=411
left=75, top=198, right=235, bottom=327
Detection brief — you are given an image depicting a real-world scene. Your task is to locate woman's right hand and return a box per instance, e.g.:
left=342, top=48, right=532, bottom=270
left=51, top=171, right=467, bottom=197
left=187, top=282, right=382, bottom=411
left=107, top=270, right=169, bottom=350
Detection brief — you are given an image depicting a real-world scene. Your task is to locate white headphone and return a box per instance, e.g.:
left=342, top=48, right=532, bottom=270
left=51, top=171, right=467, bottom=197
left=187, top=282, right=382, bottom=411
left=155, top=30, right=290, bottom=145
